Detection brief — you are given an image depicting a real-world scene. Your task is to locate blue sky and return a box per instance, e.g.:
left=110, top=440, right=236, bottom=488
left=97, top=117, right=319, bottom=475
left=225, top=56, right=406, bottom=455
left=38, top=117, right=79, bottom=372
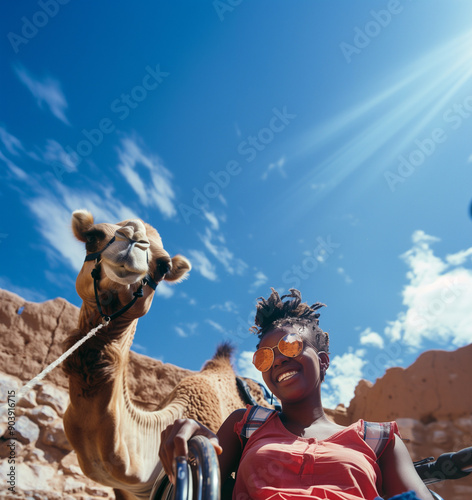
left=2, top=1, right=472, bottom=408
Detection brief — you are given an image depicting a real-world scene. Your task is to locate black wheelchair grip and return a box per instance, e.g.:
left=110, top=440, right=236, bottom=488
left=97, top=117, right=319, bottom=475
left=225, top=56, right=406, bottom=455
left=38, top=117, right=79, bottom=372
left=416, top=447, right=472, bottom=484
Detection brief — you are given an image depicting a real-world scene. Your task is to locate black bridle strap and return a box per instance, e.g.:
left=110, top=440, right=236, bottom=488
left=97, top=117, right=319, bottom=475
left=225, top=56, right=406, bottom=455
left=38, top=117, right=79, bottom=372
left=90, top=266, right=158, bottom=323
left=84, top=236, right=116, bottom=262
left=91, top=267, right=141, bottom=323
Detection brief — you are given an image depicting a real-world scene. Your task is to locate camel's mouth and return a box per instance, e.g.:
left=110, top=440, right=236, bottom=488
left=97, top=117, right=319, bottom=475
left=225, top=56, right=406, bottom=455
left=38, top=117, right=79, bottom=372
left=102, top=261, right=147, bottom=285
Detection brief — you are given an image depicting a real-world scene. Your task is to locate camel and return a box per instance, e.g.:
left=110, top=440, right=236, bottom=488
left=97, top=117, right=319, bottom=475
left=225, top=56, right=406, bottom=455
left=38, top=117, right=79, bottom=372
left=63, top=210, right=266, bottom=500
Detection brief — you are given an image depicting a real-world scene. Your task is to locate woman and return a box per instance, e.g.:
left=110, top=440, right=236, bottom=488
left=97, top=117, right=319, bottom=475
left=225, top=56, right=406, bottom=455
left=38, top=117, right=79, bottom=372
left=159, top=289, right=433, bottom=500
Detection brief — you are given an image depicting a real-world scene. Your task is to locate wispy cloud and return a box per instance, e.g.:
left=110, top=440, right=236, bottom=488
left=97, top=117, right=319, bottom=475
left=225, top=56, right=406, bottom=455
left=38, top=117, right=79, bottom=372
left=206, top=319, right=225, bottom=333
left=249, top=271, right=268, bottom=293
left=199, top=227, right=247, bottom=275
left=117, top=136, right=177, bottom=218
left=0, top=150, right=28, bottom=180
left=337, top=267, right=353, bottom=284
left=0, top=126, right=24, bottom=156
left=175, top=322, right=198, bottom=338
left=0, top=276, right=48, bottom=303
left=261, top=156, right=286, bottom=180
left=14, top=65, right=70, bottom=125
left=132, top=342, right=148, bottom=354
left=187, top=250, right=218, bottom=281
left=203, top=210, right=220, bottom=231
left=211, top=301, right=239, bottom=313
left=39, top=139, right=78, bottom=173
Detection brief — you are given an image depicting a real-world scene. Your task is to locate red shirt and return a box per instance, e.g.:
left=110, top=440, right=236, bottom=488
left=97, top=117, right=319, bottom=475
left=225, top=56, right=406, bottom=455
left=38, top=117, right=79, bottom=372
left=233, top=408, right=399, bottom=500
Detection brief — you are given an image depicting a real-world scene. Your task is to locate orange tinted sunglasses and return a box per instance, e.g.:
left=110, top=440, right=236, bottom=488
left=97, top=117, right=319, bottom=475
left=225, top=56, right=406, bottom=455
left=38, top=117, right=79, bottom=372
left=253, top=332, right=316, bottom=372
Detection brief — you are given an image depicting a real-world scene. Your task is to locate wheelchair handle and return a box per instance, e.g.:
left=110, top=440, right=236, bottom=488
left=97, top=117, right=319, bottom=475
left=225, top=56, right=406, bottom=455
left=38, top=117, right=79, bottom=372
left=416, top=446, right=472, bottom=485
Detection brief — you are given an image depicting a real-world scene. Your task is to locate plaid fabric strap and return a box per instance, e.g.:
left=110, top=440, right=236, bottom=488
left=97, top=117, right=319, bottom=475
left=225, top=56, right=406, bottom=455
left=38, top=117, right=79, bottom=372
left=364, top=421, right=392, bottom=459
left=240, top=405, right=276, bottom=439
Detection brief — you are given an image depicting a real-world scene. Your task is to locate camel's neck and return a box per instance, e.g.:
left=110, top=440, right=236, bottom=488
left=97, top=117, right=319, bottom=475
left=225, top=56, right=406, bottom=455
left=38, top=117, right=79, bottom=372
left=65, top=302, right=138, bottom=403
left=64, top=302, right=188, bottom=495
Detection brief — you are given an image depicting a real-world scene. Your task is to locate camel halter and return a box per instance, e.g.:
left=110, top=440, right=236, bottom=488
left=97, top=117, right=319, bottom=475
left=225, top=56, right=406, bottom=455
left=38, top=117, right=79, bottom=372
left=85, top=236, right=158, bottom=324
left=12, top=237, right=159, bottom=405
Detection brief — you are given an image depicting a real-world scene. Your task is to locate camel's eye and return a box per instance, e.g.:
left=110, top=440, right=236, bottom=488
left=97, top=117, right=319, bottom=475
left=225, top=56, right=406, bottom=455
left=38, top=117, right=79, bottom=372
left=157, top=260, right=171, bottom=276
left=84, top=230, right=106, bottom=249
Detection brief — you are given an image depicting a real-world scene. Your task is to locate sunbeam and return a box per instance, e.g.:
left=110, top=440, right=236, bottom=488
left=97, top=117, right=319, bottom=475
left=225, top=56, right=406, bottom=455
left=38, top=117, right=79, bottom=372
left=288, top=30, right=472, bottom=206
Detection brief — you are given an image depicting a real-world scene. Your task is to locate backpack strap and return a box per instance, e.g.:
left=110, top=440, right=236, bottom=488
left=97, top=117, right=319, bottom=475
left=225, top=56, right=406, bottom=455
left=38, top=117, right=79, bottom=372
left=239, top=405, right=276, bottom=450
left=363, top=421, right=393, bottom=460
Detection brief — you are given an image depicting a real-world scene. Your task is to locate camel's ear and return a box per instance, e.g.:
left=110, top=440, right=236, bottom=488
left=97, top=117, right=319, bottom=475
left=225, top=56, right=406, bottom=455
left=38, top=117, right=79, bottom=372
left=165, top=255, right=191, bottom=283
left=72, top=210, right=95, bottom=242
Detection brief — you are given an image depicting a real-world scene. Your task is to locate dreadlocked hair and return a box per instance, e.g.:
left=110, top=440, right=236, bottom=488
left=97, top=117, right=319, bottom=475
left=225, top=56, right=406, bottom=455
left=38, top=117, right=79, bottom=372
left=250, top=288, right=329, bottom=353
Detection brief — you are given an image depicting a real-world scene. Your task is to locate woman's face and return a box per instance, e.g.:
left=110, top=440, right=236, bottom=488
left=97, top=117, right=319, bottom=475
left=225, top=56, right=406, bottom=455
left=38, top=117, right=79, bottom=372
left=260, top=326, right=329, bottom=404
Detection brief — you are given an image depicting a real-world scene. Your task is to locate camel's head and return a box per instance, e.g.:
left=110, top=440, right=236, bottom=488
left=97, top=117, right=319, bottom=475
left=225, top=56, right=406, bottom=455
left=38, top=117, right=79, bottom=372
left=72, top=209, right=191, bottom=321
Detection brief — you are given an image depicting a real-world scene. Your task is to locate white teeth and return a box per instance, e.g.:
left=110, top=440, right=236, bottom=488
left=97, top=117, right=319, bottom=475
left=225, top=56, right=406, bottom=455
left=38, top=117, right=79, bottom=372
left=277, top=371, right=297, bottom=382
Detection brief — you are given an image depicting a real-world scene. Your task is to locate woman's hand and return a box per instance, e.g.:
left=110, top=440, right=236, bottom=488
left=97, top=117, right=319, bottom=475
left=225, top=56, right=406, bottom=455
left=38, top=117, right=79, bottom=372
left=159, top=418, right=223, bottom=483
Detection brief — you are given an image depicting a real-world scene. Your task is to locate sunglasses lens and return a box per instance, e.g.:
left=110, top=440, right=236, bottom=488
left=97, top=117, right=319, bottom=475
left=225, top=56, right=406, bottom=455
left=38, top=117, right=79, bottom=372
left=279, top=333, right=303, bottom=358
left=253, top=348, right=274, bottom=372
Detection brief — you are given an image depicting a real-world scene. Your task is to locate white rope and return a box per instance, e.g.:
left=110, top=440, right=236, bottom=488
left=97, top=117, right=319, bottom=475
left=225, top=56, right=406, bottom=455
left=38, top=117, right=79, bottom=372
left=14, top=322, right=107, bottom=403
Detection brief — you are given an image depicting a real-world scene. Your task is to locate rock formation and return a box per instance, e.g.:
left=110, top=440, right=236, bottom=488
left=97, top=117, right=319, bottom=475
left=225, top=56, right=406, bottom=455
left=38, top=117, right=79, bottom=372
left=339, top=344, right=472, bottom=500
left=0, top=288, right=471, bottom=499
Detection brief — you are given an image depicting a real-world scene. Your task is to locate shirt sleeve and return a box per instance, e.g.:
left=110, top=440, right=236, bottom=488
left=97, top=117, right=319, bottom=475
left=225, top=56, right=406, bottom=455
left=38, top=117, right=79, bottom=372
left=363, top=420, right=402, bottom=459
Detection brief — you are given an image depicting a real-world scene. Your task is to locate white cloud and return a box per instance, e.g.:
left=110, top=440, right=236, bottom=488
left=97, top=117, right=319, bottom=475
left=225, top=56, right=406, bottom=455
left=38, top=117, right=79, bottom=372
left=211, top=301, right=238, bottom=313
left=337, top=267, right=353, bottom=284
left=15, top=65, right=70, bottom=125
left=40, top=139, right=78, bottom=173
left=175, top=326, right=187, bottom=338
left=175, top=322, right=198, bottom=338
left=249, top=271, right=268, bottom=293
left=218, top=194, right=227, bottom=206
left=44, top=270, right=75, bottom=290
left=27, top=195, right=86, bottom=271
left=117, top=137, right=177, bottom=218
left=203, top=210, right=220, bottom=231
left=261, top=156, right=286, bottom=180
left=199, top=227, right=247, bottom=276
left=384, top=230, right=472, bottom=349
left=187, top=250, right=218, bottom=281
left=206, top=319, right=225, bottom=333
left=25, top=182, right=139, bottom=271
left=234, top=122, right=242, bottom=138
left=446, top=247, right=472, bottom=266
left=0, top=150, right=28, bottom=180
left=321, top=350, right=367, bottom=408
left=155, top=281, right=174, bottom=298
left=0, top=126, right=24, bottom=156
left=0, top=276, right=48, bottom=303
left=359, top=328, right=384, bottom=349
left=132, top=342, right=148, bottom=354
left=180, top=291, right=197, bottom=306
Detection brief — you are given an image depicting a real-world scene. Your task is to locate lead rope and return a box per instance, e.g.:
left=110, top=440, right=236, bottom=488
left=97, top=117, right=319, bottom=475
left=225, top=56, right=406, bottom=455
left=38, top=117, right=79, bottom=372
left=13, top=321, right=108, bottom=404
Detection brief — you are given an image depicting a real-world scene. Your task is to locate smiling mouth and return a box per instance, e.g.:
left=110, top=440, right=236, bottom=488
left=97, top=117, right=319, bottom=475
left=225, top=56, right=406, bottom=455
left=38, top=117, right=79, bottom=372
left=277, top=370, right=298, bottom=383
